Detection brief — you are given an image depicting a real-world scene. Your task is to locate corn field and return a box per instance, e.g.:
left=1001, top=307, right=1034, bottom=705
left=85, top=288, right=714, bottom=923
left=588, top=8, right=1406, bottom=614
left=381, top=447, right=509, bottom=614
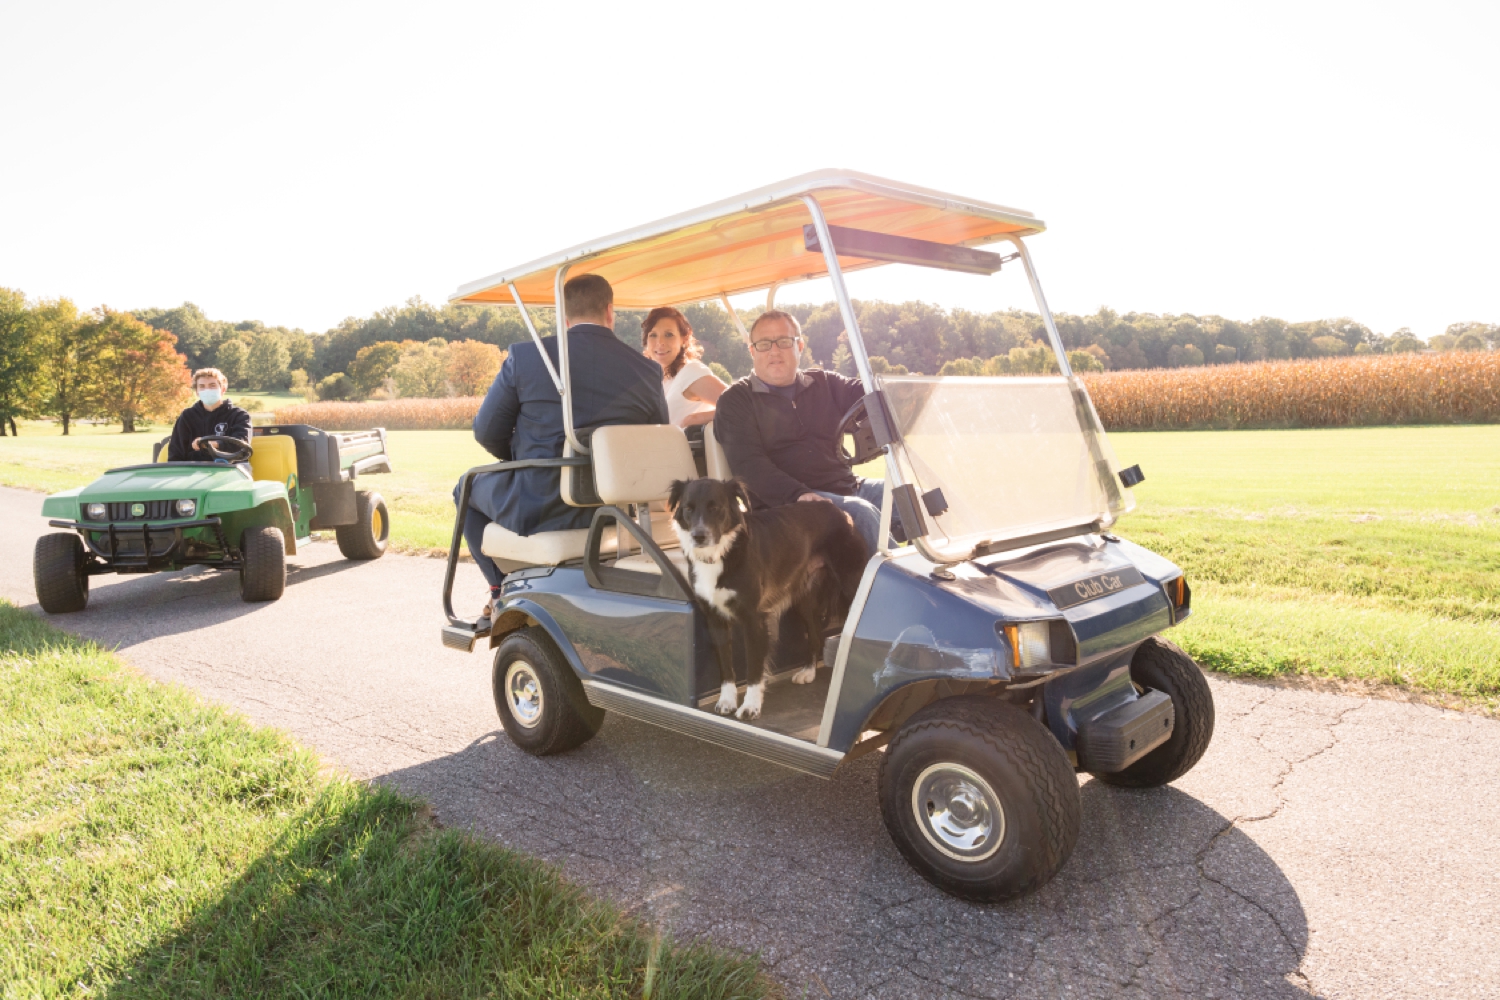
left=274, top=353, right=1499, bottom=433
left=273, top=397, right=483, bottom=431
left=1081, top=352, right=1500, bottom=431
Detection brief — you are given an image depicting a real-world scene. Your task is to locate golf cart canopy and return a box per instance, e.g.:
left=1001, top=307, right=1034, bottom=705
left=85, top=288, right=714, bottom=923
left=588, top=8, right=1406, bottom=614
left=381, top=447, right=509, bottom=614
left=448, top=169, right=1131, bottom=565
left=449, top=169, right=1044, bottom=309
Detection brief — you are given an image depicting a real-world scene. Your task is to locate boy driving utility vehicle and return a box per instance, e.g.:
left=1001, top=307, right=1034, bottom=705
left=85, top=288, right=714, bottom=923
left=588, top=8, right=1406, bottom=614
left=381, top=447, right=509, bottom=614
left=167, top=368, right=252, bottom=462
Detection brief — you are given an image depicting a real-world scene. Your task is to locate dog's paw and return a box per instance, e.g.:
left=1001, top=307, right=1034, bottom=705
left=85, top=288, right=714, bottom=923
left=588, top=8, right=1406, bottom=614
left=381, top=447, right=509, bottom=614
left=714, top=681, right=738, bottom=715
left=791, top=665, right=817, bottom=685
left=735, top=684, right=765, bottom=720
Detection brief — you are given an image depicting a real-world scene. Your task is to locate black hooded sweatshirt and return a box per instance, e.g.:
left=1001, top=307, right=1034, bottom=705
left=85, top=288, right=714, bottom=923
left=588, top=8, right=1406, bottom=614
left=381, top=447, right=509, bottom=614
left=166, top=399, right=252, bottom=461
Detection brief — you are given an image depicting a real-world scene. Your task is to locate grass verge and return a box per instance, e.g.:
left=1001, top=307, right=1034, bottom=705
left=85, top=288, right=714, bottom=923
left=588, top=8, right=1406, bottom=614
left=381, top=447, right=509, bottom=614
left=0, top=601, right=775, bottom=998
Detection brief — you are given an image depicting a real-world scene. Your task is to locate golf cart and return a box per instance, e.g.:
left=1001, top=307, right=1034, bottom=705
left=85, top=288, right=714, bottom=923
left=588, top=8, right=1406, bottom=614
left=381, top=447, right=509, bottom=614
left=439, top=170, right=1212, bottom=902
left=34, top=424, right=393, bottom=612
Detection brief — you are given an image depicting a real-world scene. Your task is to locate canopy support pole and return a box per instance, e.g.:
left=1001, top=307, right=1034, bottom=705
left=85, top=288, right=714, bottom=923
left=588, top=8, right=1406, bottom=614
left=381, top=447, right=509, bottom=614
left=509, top=283, right=563, bottom=395
left=1006, top=235, right=1074, bottom=378
left=719, top=293, right=751, bottom=342
left=766, top=282, right=780, bottom=311
left=554, top=263, right=587, bottom=454
left=801, top=195, right=877, bottom=389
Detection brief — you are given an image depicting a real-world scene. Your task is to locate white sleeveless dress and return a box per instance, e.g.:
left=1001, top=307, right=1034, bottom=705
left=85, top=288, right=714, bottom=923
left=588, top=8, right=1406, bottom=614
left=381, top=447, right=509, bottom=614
left=664, top=359, right=717, bottom=427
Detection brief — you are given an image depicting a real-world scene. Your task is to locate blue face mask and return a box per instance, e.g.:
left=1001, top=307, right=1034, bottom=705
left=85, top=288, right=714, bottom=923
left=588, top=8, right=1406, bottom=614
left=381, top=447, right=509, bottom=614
left=197, top=388, right=222, bottom=407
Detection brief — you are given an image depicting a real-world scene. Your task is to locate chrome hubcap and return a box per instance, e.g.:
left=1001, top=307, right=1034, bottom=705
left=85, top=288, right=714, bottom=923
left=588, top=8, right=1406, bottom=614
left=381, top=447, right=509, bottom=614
left=912, top=763, right=1005, bottom=861
left=504, top=661, right=543, bottom=729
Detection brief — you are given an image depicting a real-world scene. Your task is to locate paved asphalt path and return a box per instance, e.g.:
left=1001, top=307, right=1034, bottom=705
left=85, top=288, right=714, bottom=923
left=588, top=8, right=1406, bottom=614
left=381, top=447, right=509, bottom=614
left=4, top=485, right=1498, bottom=999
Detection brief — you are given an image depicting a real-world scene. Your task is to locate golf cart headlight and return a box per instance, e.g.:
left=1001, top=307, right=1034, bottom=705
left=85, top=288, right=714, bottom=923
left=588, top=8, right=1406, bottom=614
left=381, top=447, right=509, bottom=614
left=176, top=499, right=197, bottom=517
left=86, top=502, right=107, bottom=520
left=1003, top=621, right=1052, bottom=669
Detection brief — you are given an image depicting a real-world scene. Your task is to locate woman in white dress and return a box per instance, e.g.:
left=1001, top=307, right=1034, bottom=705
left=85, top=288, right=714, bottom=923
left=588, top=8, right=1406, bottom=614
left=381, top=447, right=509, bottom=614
left=641, top=306, right=729, bottom=427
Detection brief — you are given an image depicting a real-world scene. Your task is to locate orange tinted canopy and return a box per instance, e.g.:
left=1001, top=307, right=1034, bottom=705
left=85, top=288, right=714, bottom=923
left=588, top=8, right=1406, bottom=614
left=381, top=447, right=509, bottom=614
left=448, top=169, right=1045, bottom=310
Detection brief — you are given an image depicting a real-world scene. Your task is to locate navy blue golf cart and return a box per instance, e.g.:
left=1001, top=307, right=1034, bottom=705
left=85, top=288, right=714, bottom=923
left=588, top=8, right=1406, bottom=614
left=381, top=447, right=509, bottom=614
left=439, top=171, right=1211, bottom=902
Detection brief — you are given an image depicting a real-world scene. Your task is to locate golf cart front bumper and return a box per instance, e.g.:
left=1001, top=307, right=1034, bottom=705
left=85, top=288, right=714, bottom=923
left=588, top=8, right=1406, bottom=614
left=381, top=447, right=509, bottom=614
left=49, top=516, right=230, bottom=572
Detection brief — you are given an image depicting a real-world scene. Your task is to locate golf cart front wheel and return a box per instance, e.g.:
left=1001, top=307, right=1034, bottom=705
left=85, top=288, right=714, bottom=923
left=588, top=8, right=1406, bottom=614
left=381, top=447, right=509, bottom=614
left=34, top=533, right=90, bottom=614
left=1093, top=637, right=1214, bottom=788
left=492, top=627, right=603, bottom=755
left=239, top=526, right=286, bottom=602
left=337, top=490, right=389, bottom=560
left=879, top=697, right=1081, bottom=902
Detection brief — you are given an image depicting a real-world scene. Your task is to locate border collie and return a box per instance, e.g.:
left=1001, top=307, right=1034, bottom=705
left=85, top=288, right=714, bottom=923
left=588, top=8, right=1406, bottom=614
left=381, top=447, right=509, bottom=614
left=668, top=477, right=868, bottom=720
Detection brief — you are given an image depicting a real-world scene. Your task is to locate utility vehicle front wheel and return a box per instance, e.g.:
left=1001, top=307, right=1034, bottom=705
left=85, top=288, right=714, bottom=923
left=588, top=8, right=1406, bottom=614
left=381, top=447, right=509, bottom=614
left=34, top=533, right=90, bottom=614
left=336, top=490, right=389, bottom=560
left=239, top=526, right=286, bottom=602
left=879, top=697, right=1081, bottom=902
left=1093, top=637, right=1215, bottom=788
left=493, top=627, right=604, bottom=755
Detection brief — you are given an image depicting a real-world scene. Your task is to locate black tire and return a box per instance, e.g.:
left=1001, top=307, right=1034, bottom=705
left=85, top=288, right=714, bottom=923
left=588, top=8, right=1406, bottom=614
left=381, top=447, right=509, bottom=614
left=879, top=697, right=1082, bottom=902
left=1093, top=637, right=1215, bottom=788
left=336, top=490, right=389, bottom=560
left=33, top=533, right=90, bottom=614
left=492, top=627, right=604, bottom=755
left=239, top=526, right=286, bottom=602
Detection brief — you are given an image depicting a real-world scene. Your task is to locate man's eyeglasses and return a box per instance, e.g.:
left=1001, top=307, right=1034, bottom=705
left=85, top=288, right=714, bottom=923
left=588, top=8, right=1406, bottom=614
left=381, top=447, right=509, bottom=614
left=750, top=336, right=798, bottom=353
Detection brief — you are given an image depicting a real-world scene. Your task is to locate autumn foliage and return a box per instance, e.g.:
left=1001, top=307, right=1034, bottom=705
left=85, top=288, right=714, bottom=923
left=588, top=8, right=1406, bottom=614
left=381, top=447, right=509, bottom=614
left=1081, top=352, right=1500, bottom=430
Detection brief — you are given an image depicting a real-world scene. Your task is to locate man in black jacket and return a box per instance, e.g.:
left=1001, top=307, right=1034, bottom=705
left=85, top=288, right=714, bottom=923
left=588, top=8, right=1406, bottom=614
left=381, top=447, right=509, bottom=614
left=714, top=310, right=893, bottom=553
left=166, top=368, right=252, bottom=461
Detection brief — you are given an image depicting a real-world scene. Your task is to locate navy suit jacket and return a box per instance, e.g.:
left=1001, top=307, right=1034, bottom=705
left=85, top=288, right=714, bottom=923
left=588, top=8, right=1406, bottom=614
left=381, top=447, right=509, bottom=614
left=468, top=324, right=669, bottom=535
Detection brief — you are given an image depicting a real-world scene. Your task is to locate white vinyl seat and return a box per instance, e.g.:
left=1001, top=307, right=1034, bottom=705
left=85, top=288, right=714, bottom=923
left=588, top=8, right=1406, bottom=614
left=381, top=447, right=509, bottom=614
left=480, top=424, right=697, bottom=573
left=703, top=421, right=733, bottom=479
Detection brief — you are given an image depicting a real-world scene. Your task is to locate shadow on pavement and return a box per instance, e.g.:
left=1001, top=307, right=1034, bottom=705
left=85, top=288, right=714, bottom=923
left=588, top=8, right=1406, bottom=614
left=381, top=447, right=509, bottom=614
left=373, top=713, right=1318, bottom=999
left=21, top=547, right=367, bottom=648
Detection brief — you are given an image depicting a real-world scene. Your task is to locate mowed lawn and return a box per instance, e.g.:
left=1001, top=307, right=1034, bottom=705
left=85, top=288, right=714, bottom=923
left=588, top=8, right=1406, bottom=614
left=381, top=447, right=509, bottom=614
left=4, top=420, right=1497, bottom=705
left=0, top=602, right=773, bottom=998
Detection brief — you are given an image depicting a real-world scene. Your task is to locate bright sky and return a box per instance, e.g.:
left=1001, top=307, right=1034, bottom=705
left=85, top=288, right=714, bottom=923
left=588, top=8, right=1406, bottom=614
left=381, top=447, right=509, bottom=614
left=3, top=2, right=1496, bottom=338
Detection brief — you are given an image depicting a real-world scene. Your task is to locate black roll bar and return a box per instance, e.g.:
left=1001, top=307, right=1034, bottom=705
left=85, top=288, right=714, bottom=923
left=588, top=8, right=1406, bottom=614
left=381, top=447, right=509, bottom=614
left=443, top=457, right=591, bottom=626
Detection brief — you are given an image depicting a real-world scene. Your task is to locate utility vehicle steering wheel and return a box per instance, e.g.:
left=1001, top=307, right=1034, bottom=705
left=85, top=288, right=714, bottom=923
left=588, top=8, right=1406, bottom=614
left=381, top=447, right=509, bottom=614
left=197, top=435, right=254, bottom=463
left=837, top=397, right=886, bottom=466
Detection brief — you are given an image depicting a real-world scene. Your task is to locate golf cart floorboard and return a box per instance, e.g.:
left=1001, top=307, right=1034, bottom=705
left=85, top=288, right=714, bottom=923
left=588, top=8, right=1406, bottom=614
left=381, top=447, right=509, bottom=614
left=697, top=667, right=831, bottom=743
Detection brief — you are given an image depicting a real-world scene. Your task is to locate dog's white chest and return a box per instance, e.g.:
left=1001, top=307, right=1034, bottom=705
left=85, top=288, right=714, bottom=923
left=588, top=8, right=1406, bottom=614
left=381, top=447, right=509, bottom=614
left=692, top=559, right=736, bottom=616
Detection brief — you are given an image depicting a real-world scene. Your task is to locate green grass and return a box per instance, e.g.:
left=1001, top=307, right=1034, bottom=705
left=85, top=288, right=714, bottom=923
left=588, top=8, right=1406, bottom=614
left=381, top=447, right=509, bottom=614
left=0, top=601, right=775, bottom=998
left=1110, top=426, right=1500, bottom=706
left=4, top=422, right=1498, bottom=705
left=236, top=391, right=305, bottom=413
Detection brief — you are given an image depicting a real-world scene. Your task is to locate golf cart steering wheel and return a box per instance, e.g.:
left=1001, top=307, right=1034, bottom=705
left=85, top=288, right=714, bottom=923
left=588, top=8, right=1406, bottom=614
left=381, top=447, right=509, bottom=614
left=837, top=397, right=886, bottom=466
left=197, top=435, right=254, bottom=463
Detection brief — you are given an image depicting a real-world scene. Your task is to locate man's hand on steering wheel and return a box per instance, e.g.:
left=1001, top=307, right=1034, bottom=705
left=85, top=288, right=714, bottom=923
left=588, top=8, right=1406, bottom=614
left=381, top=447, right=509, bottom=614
left=195, top=435, right=254, bottom=463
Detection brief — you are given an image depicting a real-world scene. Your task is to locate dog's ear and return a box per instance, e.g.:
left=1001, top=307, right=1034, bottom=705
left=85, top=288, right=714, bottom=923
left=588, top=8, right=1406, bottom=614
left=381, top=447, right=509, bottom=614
left=730, top=478, right=752, bottom=514
left=667, top=479, right=688, bottom=512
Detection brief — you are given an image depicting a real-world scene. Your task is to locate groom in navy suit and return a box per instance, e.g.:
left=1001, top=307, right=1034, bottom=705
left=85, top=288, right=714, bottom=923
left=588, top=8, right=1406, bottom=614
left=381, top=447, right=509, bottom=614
left=458, top=273, right=668, bottom=620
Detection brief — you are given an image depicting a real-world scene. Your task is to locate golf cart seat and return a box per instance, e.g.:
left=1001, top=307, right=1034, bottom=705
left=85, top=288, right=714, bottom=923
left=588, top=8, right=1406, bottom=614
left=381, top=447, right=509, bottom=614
left=481, top=424, right=697, bottom=573
left=702, top=421, right=734, bottom=479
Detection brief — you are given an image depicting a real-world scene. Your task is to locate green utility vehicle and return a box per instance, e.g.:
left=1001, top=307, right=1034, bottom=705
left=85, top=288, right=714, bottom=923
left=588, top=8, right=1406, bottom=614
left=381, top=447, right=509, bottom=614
left=33, top=424, right=393, bottom=613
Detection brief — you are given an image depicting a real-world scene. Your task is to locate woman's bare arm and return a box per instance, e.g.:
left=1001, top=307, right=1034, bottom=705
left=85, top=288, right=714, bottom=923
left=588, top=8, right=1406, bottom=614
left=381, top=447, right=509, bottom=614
left=682, top=373, right=728, bottom=403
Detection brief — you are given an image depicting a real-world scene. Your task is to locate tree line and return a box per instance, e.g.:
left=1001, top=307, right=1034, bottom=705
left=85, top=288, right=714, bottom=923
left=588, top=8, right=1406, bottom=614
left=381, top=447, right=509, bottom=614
left=3, top=286, right=1496, bottom=428
left=0, top=290, right=191, bottom=435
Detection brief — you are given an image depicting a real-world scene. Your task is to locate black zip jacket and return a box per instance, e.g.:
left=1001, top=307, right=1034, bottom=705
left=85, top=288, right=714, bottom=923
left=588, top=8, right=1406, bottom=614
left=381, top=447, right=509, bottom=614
left=713, top=368, right=866, bottom=508
left=166, top=400, right=252, bottom=461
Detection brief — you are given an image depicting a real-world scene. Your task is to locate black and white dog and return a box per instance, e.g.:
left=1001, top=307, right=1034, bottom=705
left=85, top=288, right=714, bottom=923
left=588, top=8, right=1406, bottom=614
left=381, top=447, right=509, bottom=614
left=668, top=477, right=868, bottom=720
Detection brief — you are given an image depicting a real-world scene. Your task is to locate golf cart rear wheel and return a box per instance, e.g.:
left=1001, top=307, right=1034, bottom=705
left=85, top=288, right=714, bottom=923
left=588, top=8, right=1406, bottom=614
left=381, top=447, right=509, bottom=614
left=879, top=697, right=1081, bottom=903
left=34, top=533, right=90, bottom=614
left=239, top=526, right=286, bottom=602
left=493, top=627, right=603, bottom=755
left=336, top=490, right=389, bottom=560
left=1093, top=637, right=1215, bottom=788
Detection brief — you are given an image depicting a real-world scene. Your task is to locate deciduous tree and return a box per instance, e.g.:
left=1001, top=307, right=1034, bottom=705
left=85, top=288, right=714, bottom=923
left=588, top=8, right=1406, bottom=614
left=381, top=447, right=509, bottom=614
left=350, top=342, right=403, bottom=398
left=85, top=310, right=192, bottom=432
left=245, top=336, right=292, bottom=390
left=446, top=340, right=505, bottom=397
left=34, top=298, right=98, bottom=435
left=0, top=288, right=43, bottom=435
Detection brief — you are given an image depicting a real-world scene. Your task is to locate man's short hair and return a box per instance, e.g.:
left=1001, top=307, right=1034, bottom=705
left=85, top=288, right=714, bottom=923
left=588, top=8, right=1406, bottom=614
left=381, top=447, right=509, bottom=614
left=563, top=274, right=614, bottom=324
left=192, top=368, right=227, bottom=389
left=748, top=309, right=802, bottom=343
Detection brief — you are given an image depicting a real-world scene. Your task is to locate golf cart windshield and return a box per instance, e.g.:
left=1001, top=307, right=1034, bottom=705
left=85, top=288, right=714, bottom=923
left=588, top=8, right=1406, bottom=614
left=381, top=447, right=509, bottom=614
left=883, top=375, right=1133, bottom=553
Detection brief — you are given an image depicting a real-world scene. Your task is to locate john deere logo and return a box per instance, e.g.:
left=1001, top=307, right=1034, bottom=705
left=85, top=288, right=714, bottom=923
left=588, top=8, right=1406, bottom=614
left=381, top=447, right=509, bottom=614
left=131, top=503, right=145, bottom=517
